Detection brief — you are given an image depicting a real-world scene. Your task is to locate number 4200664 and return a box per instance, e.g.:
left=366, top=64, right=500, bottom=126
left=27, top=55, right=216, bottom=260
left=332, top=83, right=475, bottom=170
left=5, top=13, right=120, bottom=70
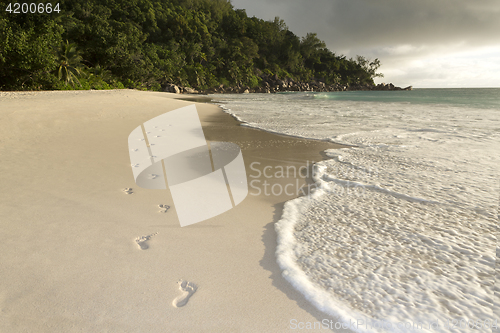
left=5, top=3, right=60, bottom=14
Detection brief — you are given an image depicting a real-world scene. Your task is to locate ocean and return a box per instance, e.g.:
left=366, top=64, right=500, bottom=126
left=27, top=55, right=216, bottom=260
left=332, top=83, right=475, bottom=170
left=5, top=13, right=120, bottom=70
left=210, top=89, right=499, bottom=333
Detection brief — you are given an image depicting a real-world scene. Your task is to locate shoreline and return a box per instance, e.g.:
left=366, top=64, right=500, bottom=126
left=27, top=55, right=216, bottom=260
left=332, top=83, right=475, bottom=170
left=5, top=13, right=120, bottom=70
left=209, top=97, right=357, bottom=147
left=0, top=89, right=354, bottom=332
left=165, top=79, right=413, bottom=94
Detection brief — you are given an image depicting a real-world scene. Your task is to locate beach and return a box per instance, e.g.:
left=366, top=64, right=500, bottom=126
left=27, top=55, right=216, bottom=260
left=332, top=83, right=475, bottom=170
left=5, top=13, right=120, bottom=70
left=0, top=90, right=350, bottom=332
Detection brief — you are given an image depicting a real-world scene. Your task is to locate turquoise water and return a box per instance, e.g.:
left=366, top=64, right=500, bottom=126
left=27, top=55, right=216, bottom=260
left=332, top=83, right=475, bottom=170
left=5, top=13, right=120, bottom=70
left=308, top=88, right=500, bottom=110
left=213, top=89, right=499, bottom=333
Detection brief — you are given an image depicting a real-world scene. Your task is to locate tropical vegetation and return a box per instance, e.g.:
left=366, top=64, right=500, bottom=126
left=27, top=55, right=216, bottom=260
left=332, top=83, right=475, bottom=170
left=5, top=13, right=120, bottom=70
left=0, top=0, right=383, bottom=91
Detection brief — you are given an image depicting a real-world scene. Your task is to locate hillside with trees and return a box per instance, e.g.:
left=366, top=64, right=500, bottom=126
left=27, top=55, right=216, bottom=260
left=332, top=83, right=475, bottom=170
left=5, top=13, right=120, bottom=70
left=0, top=0, right=384, bottom=91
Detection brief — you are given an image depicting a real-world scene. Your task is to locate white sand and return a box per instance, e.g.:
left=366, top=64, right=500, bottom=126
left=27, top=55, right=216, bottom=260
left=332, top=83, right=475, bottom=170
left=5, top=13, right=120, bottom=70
left=0, top=90, right=350, bottom=332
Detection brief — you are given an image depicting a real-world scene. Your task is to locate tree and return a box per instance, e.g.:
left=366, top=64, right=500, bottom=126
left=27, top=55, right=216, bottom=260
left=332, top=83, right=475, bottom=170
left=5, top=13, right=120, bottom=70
left=355, top=55, right=384, bottom=80
left=55, top=40, right=83, bottom=86
left=1, top=0, right=383, bottom=90
left=300, top=33, right=326, bottom=59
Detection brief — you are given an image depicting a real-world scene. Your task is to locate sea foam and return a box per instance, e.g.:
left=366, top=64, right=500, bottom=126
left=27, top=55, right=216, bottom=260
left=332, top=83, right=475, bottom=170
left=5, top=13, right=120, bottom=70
left=212, top=90, right=499, bottom=332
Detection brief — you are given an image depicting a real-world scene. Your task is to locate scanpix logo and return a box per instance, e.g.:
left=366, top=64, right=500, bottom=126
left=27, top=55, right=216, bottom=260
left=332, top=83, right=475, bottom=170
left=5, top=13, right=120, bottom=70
left=128, top=105, right=248, bottom=227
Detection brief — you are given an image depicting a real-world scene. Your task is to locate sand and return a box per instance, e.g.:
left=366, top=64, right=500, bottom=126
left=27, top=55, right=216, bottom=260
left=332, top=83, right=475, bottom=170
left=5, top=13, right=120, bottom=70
left=0, top=90, right=352, bottom=332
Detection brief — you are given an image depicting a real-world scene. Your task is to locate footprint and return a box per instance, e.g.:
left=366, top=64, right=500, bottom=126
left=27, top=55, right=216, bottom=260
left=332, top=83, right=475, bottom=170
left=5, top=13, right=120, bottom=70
left=123, top=188, right=133, bottom=194
left=158, top=204, right=170, bottom=213
left=172, top=280, right=197, bottom=308
left=135, top=232, right=158, bottom=250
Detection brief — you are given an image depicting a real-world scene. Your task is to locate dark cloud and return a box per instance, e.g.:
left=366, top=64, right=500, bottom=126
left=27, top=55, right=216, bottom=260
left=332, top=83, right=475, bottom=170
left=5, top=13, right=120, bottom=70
left=231, top=0, right=500, bottom=49
left=329, top=0, right=499, bottom=48
left=230, top=0, right=500, bottom=87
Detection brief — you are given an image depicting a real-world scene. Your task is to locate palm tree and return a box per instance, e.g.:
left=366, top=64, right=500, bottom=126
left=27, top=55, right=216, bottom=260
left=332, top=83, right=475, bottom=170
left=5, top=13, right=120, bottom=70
left=55, top=41, right=82, bottom=86
left=88, top=64, right=112, bottom=81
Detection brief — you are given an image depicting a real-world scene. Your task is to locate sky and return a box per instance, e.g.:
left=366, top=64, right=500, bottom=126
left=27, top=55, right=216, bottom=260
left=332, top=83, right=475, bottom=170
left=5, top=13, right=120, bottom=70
left=230, top=0, right=500, bottom=88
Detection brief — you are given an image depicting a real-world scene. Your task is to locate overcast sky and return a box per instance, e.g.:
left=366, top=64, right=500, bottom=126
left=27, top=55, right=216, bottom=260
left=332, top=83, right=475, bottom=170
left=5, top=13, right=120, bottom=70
left=230, top=0, right=500, bottom=88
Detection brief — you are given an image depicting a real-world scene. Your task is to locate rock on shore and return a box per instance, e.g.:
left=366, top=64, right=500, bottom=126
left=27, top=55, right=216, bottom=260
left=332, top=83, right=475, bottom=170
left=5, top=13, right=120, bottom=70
left=163, top=77, right=412, bottom=94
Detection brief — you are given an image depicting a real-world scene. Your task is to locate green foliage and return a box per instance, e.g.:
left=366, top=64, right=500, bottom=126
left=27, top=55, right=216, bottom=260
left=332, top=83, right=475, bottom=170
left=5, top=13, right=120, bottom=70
left=246, top=75, right=261, bottom=88
left=55, top=40, right=83, bottom=86
left=355, top=55, right=384, bottom=83
left=1, top=0, right=381, bottom=91
left=0, top=17, right=63, bottom=90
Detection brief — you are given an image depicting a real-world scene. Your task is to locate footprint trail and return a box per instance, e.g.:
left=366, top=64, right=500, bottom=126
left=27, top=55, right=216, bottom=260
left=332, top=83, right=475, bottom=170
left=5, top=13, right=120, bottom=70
left=135, top=232, right=158, bottom=250
left=158, top=204, right=170, bottom=213
left=122, top=188, right=133, bottom=194
left=172, top=280, right=197, bottom=308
